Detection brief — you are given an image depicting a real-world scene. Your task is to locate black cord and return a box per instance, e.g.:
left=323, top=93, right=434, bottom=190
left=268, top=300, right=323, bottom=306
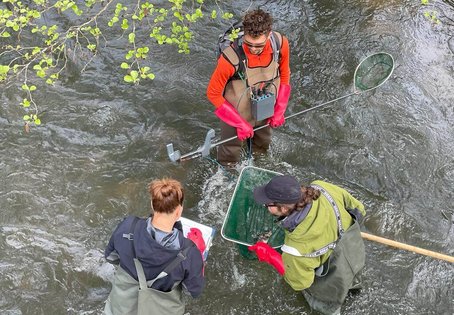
left=203, top=156, right=237, bottom=181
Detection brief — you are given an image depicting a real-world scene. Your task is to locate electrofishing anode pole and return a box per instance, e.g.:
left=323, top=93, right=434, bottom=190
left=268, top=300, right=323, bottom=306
left=167, top=91, right=359, bottom=162
left=212, top=92, right=359, bottom=153
left=167, top=52, right=394, bottom=163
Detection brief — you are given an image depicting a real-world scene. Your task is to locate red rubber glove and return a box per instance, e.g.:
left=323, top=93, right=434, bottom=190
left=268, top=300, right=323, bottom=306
left=248, top=241, right=285, bottom=275
left=215, top=100, right=253, bottom=141
left=268, top=84, right=291, bottom=128
left=187, top=227, right=206, bottom=255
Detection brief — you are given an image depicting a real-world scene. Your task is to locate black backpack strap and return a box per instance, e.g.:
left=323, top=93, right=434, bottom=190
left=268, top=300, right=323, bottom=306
left=146, top=240, right=194, bottom=287
left=162, top=245, right=191, bottom=274
left=122, top=216, right=140, bottom=258
left=231, top=39, right=246, bottom=78
left=270, top=31, right=282, bottom=62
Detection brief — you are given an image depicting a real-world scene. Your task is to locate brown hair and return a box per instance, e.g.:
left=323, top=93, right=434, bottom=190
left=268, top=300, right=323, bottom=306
left=148, top=178, right=184, bottom=214
left=274, top=186, right=321, bottom=213
left=243, top=9, right=273, bottom=38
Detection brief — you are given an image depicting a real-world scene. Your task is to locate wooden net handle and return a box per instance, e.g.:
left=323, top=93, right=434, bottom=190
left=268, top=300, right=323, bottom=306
left=361, top=232, right=454, bottom=263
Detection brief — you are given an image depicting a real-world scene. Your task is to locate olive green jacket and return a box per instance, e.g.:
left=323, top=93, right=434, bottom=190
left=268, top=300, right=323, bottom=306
left=282, top=180, right=366, bottom=291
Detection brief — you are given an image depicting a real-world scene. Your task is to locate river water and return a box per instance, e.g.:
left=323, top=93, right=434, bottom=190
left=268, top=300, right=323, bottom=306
left=1, top=0, right=453, bottom=314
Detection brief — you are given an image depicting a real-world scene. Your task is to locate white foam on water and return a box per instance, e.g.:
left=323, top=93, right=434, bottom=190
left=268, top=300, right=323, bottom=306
left=195, top=167, right=238, bottom=225
left=1, top=225, right=115, bottom=283
left=406, top=259, right=454, bottom=306
left=231, top=263, right=247, bottom=290
left=75, top=249, right=116, bottom=282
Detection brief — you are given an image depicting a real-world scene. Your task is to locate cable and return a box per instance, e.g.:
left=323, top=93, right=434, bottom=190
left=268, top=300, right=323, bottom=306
left=246, top=138, right=253, bottom=166
left=203, top=156, right=237, bottom=182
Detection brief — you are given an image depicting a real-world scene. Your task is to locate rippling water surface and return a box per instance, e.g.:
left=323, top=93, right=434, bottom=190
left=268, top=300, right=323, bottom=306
left=1, top=0, right=453, bottom=314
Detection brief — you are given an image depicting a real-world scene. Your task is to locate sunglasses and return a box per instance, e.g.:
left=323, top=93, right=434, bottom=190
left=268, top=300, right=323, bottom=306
left=244, top=38, right=268, bottom=48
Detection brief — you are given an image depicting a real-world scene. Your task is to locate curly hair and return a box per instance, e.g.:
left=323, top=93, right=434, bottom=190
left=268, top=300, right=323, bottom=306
left=274, top=186, right=321, bottom=213
left=242, top=9, right=273, bottom=38
left=148, top=178, right=184, bottom=214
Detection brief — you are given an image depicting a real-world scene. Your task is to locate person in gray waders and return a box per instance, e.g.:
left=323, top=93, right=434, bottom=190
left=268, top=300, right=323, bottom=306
left=104, top=178, right=205, bottom=315
left=249, top=175, right=366, bottom=315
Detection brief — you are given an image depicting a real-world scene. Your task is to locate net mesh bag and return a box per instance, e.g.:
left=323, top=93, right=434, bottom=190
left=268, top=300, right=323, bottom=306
left=221, top=166, right=285, bottom=259
left=354, top=52, right=394, bottom=92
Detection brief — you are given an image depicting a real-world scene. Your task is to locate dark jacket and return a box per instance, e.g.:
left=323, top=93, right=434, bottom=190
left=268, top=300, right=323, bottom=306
left=105, top=216, right=205, bottom=297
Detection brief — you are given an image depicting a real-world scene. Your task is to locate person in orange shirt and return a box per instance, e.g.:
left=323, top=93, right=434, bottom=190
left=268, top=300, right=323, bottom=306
left=207, top=9, right=291, bottom=166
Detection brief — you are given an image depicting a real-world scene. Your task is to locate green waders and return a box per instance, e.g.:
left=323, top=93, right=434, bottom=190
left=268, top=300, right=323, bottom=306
left=104, top=259, right=185, bottom=315
left=104, top=217, right=188, bottom=315
left=302, top=221, right=365, bottom=315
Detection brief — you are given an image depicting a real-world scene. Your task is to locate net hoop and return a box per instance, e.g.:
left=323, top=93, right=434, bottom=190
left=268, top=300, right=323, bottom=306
left=353, top=52, right=394, bottom=93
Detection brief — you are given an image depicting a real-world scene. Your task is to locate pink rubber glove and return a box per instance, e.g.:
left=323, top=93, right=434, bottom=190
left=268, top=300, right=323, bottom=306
left=215, top=100, right=253, bottom=141
left=187, top=227, right=206, bottom=255
left=248, top=241, right=285, bottom=275
left=268, top=84, right=291, bottom=128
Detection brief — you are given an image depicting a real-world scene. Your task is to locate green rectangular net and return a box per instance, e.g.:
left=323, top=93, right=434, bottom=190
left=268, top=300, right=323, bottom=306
left=221, top=166, right=285, bottom=259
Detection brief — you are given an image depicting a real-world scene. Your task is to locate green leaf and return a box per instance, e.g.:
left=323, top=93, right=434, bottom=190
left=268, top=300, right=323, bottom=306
left=32, top=11, right=41, bottom=19
left=130, top=70, right=138, bottom=79
left=37, top=70, right=46, bottom=78
left=32, top=47, right=41, bottom=55
left=147, top=73, right=155, bottom=80
left=23, top=115, right=31, bottom=121
left=34, top=118, right=42, bottom=125
left=121, top=19, right=129, bottom=30
left=120, top=62, right=129, bottom=69
left=1, top=31, right=11, bottom=38
left=0, top=65, right=10, bottom=75
left=124, top=75, right=134, bottom=83
left=29, top=85, right=37, bottom=91
left=72, top=4, right=83, bottom=16
left=128, top=32, right=135, bottom=43
left=23, top=99, right=31, bottom=107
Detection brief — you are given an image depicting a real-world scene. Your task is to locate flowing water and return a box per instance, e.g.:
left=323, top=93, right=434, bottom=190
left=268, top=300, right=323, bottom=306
left=1, top=0, right=453, bottom=314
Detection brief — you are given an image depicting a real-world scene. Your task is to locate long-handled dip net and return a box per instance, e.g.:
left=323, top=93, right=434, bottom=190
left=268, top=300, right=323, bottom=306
left=284, top=52, right=395, bottom=121
left=167, top=52, right=395, bottom=163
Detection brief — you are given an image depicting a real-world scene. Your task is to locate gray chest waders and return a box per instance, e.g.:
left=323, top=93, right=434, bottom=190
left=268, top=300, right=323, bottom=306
left=104, top=217, right=190, bottom=315
left=296, top=187, right=366, bottom=315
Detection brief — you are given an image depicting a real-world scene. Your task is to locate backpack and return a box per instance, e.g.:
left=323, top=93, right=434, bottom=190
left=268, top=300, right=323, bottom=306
left=216, top=21, right=282, bottom=76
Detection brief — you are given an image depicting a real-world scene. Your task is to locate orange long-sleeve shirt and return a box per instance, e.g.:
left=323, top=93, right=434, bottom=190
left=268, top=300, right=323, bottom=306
left=207, top=35, right=290, bottom=108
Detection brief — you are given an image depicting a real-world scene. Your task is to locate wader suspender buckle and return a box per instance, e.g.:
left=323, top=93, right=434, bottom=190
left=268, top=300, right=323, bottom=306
left=123, top=216, right=140, bottom=258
